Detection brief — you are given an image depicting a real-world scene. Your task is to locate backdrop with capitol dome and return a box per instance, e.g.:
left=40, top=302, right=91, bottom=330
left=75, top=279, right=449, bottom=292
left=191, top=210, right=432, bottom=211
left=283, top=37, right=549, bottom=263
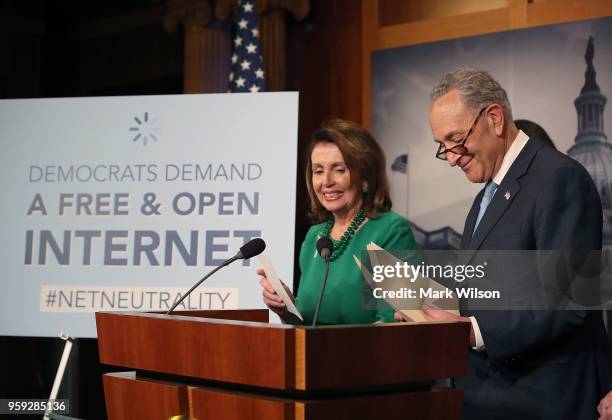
left=370, top=16, right=612, bottom=251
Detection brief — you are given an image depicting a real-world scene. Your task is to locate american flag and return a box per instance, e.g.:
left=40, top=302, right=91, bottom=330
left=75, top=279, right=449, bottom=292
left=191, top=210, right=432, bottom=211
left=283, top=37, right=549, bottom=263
left=228, top=0, right=266, bottom=93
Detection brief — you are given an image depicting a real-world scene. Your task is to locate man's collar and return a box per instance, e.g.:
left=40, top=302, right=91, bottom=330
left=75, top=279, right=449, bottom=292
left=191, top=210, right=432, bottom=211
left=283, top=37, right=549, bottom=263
left=492, top=130, right=530, bottom=186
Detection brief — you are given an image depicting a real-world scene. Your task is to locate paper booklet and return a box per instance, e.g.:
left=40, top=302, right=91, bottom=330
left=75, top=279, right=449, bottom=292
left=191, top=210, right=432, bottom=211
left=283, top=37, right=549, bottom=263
left=258, top=255, right=303, bottom=325
left=354, top=242, right=459, bottom=323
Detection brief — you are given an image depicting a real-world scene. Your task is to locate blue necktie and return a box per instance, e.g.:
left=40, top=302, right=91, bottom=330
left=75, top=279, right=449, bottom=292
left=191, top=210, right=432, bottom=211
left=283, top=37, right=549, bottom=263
left=473, top=181, right=497, bottom=235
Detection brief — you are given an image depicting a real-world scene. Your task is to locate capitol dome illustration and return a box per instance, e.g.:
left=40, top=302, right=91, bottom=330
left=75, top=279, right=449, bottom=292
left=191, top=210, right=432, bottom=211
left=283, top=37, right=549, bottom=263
left=567, top=36, right=612, bottom=246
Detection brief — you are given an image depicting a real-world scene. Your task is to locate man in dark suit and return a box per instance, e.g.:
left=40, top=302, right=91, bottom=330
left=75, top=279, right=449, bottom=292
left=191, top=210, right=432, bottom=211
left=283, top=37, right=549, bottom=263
left=397, top=68, right=611, bottom=419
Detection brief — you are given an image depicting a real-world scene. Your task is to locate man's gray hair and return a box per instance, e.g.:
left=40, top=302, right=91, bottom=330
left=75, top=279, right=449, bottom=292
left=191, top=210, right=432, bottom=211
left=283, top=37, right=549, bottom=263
left=431, top=68, right=513, bottom=120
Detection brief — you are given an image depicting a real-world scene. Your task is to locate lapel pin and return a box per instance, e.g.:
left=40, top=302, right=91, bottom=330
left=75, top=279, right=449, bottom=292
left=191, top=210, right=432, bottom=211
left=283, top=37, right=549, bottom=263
left=504, top=191, right=511, bottom=200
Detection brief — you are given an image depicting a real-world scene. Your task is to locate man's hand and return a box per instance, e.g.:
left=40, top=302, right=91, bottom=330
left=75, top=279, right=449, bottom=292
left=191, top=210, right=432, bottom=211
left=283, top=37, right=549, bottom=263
left=598, top=390, right=612, bottom=419
left=394, top=305, right=476, bottom=347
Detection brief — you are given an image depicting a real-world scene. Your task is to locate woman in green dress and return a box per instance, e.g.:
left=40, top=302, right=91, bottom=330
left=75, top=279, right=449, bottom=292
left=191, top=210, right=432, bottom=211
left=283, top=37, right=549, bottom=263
left=259, top=119, right=418, bottom=324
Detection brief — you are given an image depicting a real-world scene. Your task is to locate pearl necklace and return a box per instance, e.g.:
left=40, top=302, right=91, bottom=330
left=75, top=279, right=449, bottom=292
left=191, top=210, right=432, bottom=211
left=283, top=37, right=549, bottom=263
left=320, top=208, right=366, bottom=261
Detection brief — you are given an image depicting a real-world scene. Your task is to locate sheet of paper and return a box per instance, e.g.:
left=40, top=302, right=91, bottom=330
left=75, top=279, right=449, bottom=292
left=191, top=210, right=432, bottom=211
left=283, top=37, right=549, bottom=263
left=258, top=255, right=303, bottom=323
left=354, top=242, right=459, bottom=323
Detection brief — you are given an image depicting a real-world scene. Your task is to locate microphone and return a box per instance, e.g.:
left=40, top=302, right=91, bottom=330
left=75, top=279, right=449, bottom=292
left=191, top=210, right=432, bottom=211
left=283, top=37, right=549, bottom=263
left=312, top=237, right=333, bottom=327
left=234, top=237, right=266, bottom=261
left=316, top=237, right=333, bottom=262
left=166, top=238, right=266, bottom=314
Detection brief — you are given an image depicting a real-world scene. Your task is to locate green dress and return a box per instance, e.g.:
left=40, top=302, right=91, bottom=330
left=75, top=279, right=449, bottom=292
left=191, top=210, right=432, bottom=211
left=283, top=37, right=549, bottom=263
left=295, top=211, right=418, bottom=325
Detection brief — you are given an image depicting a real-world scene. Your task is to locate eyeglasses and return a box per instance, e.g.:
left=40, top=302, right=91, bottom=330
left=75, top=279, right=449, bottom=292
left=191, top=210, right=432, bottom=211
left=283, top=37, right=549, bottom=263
left=435, top=106, right=488, bottom=161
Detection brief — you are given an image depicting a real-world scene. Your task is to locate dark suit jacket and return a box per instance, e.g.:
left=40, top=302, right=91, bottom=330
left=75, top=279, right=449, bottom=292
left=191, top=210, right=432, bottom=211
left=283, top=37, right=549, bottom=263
left=456, top=138, right=612, bottom=420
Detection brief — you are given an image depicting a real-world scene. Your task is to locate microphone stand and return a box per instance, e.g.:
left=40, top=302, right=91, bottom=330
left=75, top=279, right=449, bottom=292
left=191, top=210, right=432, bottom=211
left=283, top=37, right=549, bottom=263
left=312, top=251, right=330, bottom=327
left=166, top=256, right=237, bottom=315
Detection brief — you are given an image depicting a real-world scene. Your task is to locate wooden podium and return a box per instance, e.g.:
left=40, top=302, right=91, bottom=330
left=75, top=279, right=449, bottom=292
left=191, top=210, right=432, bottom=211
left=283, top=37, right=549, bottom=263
left=96, top=310, right=470, bottom=419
